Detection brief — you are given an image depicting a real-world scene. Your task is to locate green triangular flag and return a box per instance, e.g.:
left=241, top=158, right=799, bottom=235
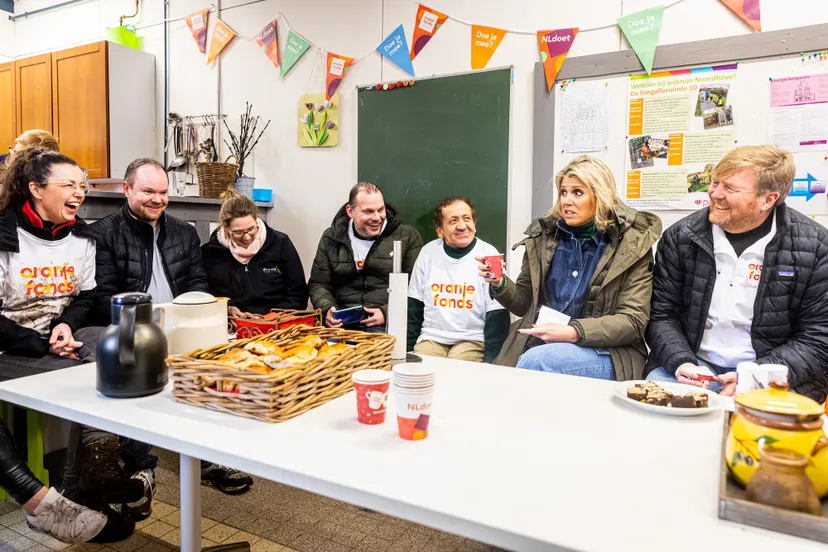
left=618, top=6, right=663, bottom=75
left=281, top=30, right=311, bottom=78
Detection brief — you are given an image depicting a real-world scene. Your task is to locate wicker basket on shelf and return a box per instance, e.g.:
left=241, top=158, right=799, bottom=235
left=168, top=325, right=395, bottom=423
left=229, top=308, right=322, bottom=339
left=196, top=153, right=238, bottom=198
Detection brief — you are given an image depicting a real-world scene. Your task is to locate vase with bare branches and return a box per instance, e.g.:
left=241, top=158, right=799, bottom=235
left=223, top=103, right=271, bottom=193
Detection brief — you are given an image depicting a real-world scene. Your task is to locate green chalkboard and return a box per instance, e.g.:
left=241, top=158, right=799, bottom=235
left=357, top=68, right=511, bottom=253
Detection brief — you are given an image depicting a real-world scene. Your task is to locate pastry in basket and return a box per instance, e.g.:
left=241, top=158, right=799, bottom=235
left=263, top=355, right=291, bottom=370
left=217, top=349, right=271, bottom=374
left=318, top=342, right=352, bottom=358
left=282, top=344, right=319, bottom=364
left=244, top=340, right=285, bottom=356
left=298, top=335, right=324, bottom=349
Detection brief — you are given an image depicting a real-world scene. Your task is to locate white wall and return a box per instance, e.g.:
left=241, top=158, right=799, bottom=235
left=9, top=0, right=828, bottom=272
left=0, top=10, right=13, bottom=61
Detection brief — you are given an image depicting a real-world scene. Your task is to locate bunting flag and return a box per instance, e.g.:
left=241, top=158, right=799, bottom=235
left=326, top=53, right=354, bottom=100
left=617, top=6, right=663, bottom=75
left=255, top=20, right=280, bottom=71
left=377, top=24, right=415, bottom=77
left=719, top=0, right=761, bottom=32
left=471, top=25, right=507, bottom=70
left=185, top=8, right=210, bottom=54
left=281, top=30, right=311, bottom=78
left=206, top=19, right=236, bottom=65
left=537, top=28, right=578, bottom=91
left=411, top=4, right=448, bottom=59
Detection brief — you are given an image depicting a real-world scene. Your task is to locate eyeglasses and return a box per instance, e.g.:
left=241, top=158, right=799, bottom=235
left=228, top=225, right=258, bottom=239
left=45, top=181, right=90, bottom=194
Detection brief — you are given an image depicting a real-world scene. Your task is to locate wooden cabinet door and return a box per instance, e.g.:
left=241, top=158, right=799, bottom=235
left=15, top=54, right=52, bottom=135
left=52, top=41, right=109, bottom=178
left=0, top=62, right=15, bottom=155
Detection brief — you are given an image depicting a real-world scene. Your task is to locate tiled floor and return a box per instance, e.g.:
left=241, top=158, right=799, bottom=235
left=0, top=449, right=504, bottom=552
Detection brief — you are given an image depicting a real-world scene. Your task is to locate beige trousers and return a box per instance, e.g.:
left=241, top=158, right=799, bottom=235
left=413, top=340, right=485, bottom=362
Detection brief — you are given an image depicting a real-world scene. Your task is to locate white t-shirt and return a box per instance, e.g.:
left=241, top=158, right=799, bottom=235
left=408, top=238, right=504, bottom=345
left=348, top=220, right=386, bottom=271
left=697, top=217, right=777, bottom=368
left=0, top=228, right=96, bottom=335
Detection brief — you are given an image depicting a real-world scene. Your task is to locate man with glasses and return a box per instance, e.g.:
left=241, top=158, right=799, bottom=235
left=86, top=158, right=254, bottom=519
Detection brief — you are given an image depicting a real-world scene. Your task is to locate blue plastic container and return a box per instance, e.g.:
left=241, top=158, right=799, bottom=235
left=252, top=188, right=273, bottom=203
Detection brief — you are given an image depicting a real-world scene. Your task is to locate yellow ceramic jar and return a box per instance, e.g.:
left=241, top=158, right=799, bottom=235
left=726, top=381, right=828, bottom=496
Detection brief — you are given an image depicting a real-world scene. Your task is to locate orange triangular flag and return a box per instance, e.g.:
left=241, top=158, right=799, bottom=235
left=206, top=19, right=236, bottom=65
left=411, top=4, right=448, bottom=60
left=719, top=0, right=761, bottom=32
left=537, top=28, right=578, bottom=91
left=185, top=8, right=210, bottom=54
left=471, top=25, right=507, bottom=70
left=326, top=53, right=354, bottom=101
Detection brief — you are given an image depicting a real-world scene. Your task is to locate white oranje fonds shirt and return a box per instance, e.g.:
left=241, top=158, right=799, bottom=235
left=408, top=238, right=503, bottom=345
left=0, top=228, right=96, bottom=335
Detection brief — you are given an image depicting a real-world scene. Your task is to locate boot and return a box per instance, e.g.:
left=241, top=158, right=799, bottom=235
left=79, top=436, right=144, bottom=506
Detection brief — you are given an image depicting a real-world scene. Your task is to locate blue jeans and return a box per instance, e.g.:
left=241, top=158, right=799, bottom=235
left=517, top=343, right=615, bottom=380
left=646, top=358, right=734, bottom=393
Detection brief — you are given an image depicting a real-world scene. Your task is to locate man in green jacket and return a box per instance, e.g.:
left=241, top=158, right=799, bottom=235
left=309, top=182, right=423, bottom=331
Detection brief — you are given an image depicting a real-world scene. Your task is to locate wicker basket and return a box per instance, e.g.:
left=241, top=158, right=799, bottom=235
left=230, top=308, right=322, bottom=339
left=196, top=153, right=238, bottom=198
left=168, top=325, right=395, bottom=423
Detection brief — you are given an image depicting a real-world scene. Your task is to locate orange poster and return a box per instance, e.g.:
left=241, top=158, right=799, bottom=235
left=471, top=25, right=506, bottom=70
left=410, top=4, right=448, bottom=60
left=185, top=8, right=210, bottom=54
left=206, top=19, right=237, bottom=65
left=326, top=53, right=354, bottom=101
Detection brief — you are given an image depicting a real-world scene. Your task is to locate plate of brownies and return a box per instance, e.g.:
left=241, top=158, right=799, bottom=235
left=613, top=381, right=726, bottom=416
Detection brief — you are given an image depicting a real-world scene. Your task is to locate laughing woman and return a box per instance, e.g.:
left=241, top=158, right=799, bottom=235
left=0, top=149, right=100, bottom=376
left=479, top=155, right=662, bottom=381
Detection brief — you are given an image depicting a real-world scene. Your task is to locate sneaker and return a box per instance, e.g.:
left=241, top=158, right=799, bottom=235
left=88, top=505, right=136, bottom=544
left=80, top=436, right=145, bottom=505
left=111, top=468, right=155, bottom=521
left=24, top=487, right=107, bottom=544
left=201, top=464, right=253, bottom=494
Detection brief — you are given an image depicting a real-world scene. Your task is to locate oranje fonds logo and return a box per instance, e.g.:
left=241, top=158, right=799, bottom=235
left=431, top=282, right=476, bottom=309
left=19, top=264, right=77, bottom=296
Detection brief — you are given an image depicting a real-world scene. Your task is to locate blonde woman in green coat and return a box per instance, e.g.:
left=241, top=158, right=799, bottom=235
left=478, top=155, right=661, bottom=380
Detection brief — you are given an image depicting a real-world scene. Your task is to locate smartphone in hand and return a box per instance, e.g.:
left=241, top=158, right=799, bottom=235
left=332, top=305, right=365, bottom=325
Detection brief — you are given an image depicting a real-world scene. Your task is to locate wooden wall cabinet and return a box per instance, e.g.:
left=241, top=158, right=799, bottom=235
left=0, top=62, right=15, bottom=154
left=10, top=41, right=155, bottom=179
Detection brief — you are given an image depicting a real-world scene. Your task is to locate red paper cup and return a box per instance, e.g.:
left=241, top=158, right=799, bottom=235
left=394, top=386, right=433, bottom=440
left=483, top=254, right=504, bottom=280
left=352, top=370, right=391, bottom=425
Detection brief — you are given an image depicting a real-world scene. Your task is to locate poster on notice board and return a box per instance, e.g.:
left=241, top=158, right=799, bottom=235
left=624, top=65, right=737, bottom=211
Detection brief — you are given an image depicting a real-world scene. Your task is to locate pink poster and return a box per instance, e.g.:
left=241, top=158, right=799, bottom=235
left=770, top=73, right=828, bottom=108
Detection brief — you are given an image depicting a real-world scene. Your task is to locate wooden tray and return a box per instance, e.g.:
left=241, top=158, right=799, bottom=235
left=718, top=412, right=828, bottom=542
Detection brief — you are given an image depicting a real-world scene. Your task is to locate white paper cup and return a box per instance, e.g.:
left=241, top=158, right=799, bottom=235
left=394, top=386, right=434, bottom=440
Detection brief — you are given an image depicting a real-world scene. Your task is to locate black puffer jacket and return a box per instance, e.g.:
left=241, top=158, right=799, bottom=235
left=89, top=205, right=208, bottom=324
left=646, top=204, right=828, bottom=402
left=201, top=224, right=309, bottom=314
left=309, top=204, right=423, bottom=317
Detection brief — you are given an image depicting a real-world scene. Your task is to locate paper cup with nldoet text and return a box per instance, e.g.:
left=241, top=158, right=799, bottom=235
left=352, top=370, right=391, bottom=425
left=482, top=254, right=504, bottom=280
left=393, top=385, right=434, bottom=440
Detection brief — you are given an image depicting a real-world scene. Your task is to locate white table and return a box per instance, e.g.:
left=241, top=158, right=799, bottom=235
left=0, top=358, right=822, bottom=552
